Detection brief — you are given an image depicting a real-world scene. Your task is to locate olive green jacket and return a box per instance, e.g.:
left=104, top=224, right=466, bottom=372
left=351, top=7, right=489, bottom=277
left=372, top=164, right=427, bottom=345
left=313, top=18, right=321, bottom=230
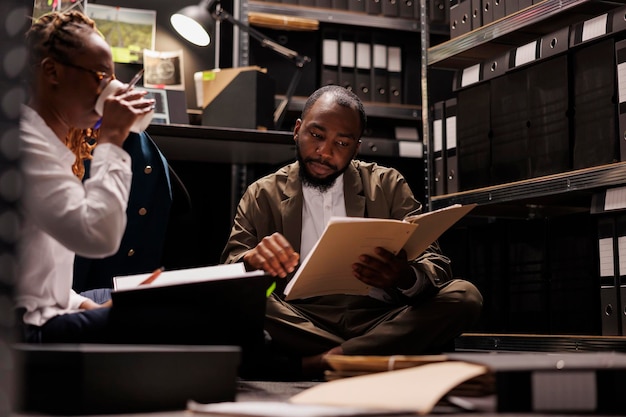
left=221, top=160, right=453, bottom=298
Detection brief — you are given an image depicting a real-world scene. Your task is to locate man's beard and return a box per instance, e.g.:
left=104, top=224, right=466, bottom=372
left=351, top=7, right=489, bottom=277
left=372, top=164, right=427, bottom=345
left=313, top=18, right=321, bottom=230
left=296, top=142, right=349, bottom=193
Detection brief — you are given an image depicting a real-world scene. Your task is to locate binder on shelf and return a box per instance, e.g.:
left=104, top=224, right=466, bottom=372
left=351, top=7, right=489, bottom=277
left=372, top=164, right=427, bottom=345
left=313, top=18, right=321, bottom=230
left=482, top=50, right=510, bottom=81
left=527, top=55, right=570, bottom=178
left=616, top=39, right=626, bottom=162
left=332, top=0, right=348, bottom=10
left=339, top=33, right=356, bottom=93
left=457, top=82, right=491, bottom=191
left=518, top=0, right=532, bottom=9
left=372, top=39, right=388, bottom=103
left=598, top=216, right=621, bottom=336
left=433, top=101, right=446, bottom=196
left=382, top=0, right=399, bottom=17
left=444, top=98, right=459, bottom=193
left=355, top=36, right=372, bottom=103
left=450, top=0, right=471, bottom=38
left=612, top=5, right=626, bottom=34
left=492, top=0, right=505, bottom=20
left=470, top=0, right=482, bottom=30
left=539, top=26, right=570, bottom=59
left=348, top=0, right=366, bottom=12
left=298, top=0, right=316, bottom=5
left=482, top=0, right=494, bottom=25
left=398, top=0, right=415, bottom=18
left=430, top=0, right=449, bottom=25
left=490, top=68, right=529, bottom=185
left=387, top=45, right=402, bottom=104
left=572, top=38, right=617, bottom=170
left=321, top=30, right=339, bottom=87
left=366, top=0, right=382, bottom=15
left=315, top=0, right=333, bottom=8
left=504, top=0, right=519, bottom=16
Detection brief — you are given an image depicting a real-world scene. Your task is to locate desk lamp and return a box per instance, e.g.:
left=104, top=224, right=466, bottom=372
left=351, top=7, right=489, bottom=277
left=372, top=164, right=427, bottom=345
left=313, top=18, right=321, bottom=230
left=171, top=0, right=311, bottom=129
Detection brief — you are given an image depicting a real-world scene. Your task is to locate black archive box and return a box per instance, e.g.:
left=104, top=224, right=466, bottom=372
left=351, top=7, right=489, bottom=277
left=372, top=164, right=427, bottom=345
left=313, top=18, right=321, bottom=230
left=15, top=344, right=241, bottom=415
left=201, top=69, right=275, bottom=130
left=571, top=38, right=618, bottom=169
left=450, top=0, right=472, bottom=38
left=490, top=51, right=570, bottom=184
left=457, top=82, right=491, bottom=191
left=490, top=67, right=530, bottom=184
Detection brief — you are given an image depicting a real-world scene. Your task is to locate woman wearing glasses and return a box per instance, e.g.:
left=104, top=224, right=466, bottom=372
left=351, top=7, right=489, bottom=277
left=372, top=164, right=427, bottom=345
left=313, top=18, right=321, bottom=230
left=16, top=10, right=154, bottom=342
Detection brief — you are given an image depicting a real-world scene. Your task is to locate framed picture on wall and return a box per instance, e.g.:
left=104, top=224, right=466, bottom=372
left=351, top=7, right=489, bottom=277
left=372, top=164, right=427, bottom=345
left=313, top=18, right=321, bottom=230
left=84, top=4, right=156, bottom=64
left=143, top=49, right=185, bottom=91
left=32, top=0, right=85, bottom=20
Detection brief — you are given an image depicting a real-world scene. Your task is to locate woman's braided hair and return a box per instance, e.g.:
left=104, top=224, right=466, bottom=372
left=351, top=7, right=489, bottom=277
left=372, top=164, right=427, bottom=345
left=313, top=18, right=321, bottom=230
left=26, top=11, right=101, bottom=179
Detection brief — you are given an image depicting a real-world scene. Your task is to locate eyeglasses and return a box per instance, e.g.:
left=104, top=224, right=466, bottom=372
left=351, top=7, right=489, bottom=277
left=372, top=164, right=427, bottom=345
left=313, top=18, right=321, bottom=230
left=59, top=61, right=116, bottom=85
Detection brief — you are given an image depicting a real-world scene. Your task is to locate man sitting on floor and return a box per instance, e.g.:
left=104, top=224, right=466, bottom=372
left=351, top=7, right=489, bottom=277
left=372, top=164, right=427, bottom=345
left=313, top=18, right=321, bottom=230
left=221, top=85, right=483, bottom=378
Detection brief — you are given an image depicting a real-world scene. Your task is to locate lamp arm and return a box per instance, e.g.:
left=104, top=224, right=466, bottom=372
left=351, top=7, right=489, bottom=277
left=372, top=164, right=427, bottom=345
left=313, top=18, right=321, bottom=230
left=274, top=66, right=303, bottom=128
left=212, top=6, right=311, bottom=129
left=216, top=10, right=311, bottom=68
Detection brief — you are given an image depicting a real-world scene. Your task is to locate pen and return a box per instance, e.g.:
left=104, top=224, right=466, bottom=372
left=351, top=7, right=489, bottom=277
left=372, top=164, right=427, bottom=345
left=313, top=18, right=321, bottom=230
left=140, top=266, right=164, bottom=285
left=124, top=68, right=145, bottom=92
left=93, top=69, right=145, bottom=130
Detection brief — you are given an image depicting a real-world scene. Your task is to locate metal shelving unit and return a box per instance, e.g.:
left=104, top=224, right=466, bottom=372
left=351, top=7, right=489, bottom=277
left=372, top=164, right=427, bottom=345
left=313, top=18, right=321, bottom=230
left=248, top=1, right=423, bottom=32
left=237, top=0, right=426, bottom=133
left=430, top=162, right=626, bottom=210
left=421, top=0, right=626, bottom=211
left=429, top=0, right=626, bottom=68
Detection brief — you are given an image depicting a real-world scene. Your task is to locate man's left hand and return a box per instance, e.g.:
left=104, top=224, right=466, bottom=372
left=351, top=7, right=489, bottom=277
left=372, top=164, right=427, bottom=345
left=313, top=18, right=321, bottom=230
left=352, top=248, right=416, bottom=289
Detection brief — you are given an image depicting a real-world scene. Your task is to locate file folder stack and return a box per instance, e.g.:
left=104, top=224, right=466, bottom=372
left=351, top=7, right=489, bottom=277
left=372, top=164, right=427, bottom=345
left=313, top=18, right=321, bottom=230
left=449, top=0, right=471, bottom=38
left=321, top=29, right=409, bottom=105
left=568, top=7, right=626, bottom=170
left=447, top=5, right=626, bottom=190
left=571, top=38, right=617, bottom=170
left=592, top=189, right=626, bottom=337
left=448, top=0, right=539, bottom=34
left=456, top=82, right=491, bottom=191
left=262, top=0, right=423, bottom=17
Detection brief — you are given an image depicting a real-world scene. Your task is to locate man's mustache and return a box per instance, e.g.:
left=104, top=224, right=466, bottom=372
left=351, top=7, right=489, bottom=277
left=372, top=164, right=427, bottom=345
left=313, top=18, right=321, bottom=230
left=304, top=157, right=337, bottom=171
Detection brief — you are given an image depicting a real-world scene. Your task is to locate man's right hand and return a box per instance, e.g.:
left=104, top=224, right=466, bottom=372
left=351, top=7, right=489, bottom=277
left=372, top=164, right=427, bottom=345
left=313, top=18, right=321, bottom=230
left=243, top=232, right=299, bottom=278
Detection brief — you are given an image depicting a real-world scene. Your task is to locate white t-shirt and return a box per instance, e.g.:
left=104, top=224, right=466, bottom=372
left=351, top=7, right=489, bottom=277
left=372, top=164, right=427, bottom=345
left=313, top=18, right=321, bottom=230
left=16, top=105, right=132, bottom=326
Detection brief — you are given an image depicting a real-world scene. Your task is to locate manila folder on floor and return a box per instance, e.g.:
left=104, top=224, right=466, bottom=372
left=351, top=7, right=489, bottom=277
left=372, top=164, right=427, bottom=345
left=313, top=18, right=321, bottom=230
left=284, top=203, right=476, bottom=300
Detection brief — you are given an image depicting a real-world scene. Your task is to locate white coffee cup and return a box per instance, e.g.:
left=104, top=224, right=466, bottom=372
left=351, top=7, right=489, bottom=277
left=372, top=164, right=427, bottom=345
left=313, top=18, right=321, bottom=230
left=94, top=79, right=154, bottom=133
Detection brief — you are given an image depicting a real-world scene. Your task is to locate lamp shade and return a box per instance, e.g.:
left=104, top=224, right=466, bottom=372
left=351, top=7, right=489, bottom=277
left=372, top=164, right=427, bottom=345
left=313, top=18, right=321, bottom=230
left=170, top=4, right=214, bottom=47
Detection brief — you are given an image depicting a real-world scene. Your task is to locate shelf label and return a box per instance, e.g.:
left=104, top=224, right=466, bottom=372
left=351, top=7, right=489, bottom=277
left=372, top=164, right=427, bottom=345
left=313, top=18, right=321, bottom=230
left=605, top=186, right=626, bottom=211
left=433, top=119, right=443, bottom=152
left=398, top=141, right=423, bottom=158
left=446, top=115, right=457, bottom=149
left=618, top=237, right=626, bottom=276
left=461, top=63, right=480, bottom=87
left=599, top=237, right=614, bottom=277
left=514, top=41, right=537, bottom=67
left=582, top=14, right=608, bottom=43
left=618, top=62, right=626, bottom=104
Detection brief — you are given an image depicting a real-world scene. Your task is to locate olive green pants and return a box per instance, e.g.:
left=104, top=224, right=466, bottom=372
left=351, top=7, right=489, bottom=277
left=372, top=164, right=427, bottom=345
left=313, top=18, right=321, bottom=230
left=265, top=279, right=483, bottom=356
